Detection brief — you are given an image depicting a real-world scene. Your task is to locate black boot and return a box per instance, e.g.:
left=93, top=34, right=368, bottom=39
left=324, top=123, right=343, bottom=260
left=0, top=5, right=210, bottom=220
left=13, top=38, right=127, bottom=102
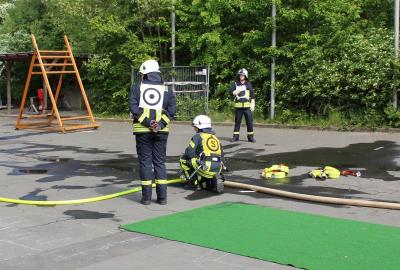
left=141, top=198, right=151, bottom=205
left=141, top=184, right=152, bottom=205
left=156, top=184, right=167, bottom=205
left=230, top=135, right=239, bottom=142
left=157, top=198, right=167, bottom=205
left=247, top=135, right=256, bottom=143
left=211, top=176, right=224, bottom=194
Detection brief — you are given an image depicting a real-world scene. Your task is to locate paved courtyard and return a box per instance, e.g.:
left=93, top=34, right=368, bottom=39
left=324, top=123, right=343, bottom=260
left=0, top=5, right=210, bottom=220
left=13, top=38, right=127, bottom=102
left=0, top=116, right=399, bottom=270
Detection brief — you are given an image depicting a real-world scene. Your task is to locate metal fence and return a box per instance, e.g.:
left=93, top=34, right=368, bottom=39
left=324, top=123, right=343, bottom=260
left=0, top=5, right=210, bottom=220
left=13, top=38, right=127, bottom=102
left=131, top=65, right=210, bottom=120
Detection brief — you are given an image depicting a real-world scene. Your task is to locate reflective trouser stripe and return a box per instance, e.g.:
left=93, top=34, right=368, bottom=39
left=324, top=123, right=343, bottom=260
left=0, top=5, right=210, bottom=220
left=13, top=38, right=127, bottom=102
left=141, top=180, right=152, bottom=185
left=234, top=107, right=253, bottom=133
left=155, top=179, right=168, bottom=184
left=233, top=132, right=239, bottom=135
left=191, top=159, right=216, bottom=178
left=180, top=159, right=191, bottom=178
left=247, top=131, right=254, bottom=135
left=180, top=159, right=190, bottom=170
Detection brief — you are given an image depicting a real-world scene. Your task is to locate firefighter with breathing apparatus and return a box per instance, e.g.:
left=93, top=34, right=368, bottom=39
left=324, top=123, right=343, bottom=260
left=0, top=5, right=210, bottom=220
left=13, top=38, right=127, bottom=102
left=179, top=115, right=225, bottom=193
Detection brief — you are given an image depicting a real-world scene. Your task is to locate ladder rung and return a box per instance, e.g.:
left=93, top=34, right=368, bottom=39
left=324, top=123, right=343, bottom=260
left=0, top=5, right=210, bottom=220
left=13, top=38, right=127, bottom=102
left=32, top=71, right=76, bottom=74
left=24, top=114, right=52, bottom=119
left=33, top=63, right=74, bottom=67
left=16, top=121, right=51, bottom=127
left=63, top=123, right=100, bottom=131
left=39, top=50, right=69, bottom=53
left=16, top=126, right=55, bottom=132
left=61, top=115, right=92, bottom=121
left=40, top=56, right=72, bottom=59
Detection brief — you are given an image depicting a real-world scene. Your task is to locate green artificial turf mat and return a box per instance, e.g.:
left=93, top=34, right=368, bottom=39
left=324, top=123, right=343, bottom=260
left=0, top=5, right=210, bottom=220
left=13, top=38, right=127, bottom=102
left=121, top=202, right=400, bottom=270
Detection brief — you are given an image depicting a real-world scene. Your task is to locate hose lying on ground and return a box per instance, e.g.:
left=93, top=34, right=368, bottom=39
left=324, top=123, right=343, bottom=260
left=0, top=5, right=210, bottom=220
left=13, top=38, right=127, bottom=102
left=224, top=180, right=400, bottom=210
left=1, top=178, right=399, bottom=210
left=0, top=179, right=183, bottom=206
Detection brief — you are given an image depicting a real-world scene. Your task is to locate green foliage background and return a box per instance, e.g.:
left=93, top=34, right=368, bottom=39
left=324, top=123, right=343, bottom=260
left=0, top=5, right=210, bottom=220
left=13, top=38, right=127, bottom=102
left=0, top=0, right=399, bottom=126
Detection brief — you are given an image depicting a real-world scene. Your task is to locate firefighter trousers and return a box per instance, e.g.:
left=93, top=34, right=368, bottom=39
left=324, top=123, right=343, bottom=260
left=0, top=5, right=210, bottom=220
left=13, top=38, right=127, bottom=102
left=233, top=108, right=254, bottom=137
left=135, top=133, right=168, bottom=201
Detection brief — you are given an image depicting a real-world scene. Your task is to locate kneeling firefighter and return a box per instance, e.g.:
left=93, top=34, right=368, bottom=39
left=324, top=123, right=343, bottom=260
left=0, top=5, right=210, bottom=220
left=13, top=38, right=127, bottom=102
left=129, top=59, right=176, bottom=205
left=180, top=115, right=225, bottom=193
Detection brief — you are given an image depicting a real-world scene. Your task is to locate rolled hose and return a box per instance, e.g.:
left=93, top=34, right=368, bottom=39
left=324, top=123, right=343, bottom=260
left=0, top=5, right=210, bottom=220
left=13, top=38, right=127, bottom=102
left=0, top=179, right=183, bottom=206
left=223, top=181, right=400, bottom=210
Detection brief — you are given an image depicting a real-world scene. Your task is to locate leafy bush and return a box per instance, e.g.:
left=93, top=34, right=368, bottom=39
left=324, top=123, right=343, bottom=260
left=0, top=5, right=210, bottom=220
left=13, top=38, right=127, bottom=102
left=0, top=0, right=399, bottom=128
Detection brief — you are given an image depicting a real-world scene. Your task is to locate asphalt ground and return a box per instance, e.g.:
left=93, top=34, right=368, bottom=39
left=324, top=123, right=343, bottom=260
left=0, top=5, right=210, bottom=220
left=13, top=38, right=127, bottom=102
left=0, top=116, right=399, bottom=270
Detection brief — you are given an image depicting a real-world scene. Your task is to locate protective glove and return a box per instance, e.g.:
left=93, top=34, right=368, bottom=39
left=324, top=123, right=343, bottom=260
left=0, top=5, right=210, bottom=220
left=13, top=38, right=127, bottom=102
left=232, top=89, right=241, bottom=96
left=250, top=99, right=255, bottom=112
left=222, top=163, right=228, bottom=171
left=150, top=120, right=160, bottom=133
left=196, top=153, right=207, bottom=169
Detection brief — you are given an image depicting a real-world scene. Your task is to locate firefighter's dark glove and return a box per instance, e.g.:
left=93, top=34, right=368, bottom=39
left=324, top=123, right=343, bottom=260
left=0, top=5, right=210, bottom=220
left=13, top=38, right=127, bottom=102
left=196, top=153, right=207, bottom=169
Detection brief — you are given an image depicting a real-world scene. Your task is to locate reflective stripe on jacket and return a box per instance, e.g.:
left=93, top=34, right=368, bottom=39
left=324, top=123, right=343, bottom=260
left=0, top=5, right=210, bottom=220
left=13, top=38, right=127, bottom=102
left=230, top=81, right=255, bottom=109
left=183, top=129, right=224, bottom=177
left=129, top=73, right=176, bottom=134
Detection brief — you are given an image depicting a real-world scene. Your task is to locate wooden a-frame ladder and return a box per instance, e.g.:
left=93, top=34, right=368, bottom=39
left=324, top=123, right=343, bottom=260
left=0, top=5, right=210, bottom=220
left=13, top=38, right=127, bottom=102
left=15, top=34, right=99, bottom=133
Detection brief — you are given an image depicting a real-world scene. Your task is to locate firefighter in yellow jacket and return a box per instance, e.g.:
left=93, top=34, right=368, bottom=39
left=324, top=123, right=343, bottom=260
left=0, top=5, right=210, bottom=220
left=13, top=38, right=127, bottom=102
left=129, top=59, right=176, bottom=205
left=179, top=115, right=225, bottom=193
left=230, top=68, right=255, bottom=142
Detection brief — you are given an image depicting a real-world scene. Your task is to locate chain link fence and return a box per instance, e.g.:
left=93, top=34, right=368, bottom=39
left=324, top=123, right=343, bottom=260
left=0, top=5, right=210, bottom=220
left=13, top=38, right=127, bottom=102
left=131, top=65, right=210, bottom=120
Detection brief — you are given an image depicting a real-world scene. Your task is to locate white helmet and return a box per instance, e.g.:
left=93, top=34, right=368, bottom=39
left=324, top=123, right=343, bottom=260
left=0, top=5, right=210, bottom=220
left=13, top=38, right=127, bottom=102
left=238, top=68, right=248, bottom=78
left=139, top=59, right=160, bottom=74
left=192, top=115, right=212, bottom=129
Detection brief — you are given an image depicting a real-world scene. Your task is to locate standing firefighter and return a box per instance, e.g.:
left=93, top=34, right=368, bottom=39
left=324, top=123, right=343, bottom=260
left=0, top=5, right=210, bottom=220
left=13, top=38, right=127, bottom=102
left=180, top=115, right=225, bottom=193
left=129, top=59, right=176, bottom=205
left=230, top=68, right=256, bottom=142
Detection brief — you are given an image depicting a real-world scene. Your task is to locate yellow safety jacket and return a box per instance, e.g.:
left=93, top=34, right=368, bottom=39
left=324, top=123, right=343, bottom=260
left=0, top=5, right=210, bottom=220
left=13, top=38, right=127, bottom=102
left=182, top=130, right=224, bottom=179
left=231, top=81, right=254, bottom=108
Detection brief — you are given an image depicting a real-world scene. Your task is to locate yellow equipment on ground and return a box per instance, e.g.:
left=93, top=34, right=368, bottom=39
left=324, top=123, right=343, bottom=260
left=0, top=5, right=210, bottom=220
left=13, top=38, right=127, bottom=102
left=309, top=166, right=340, bottom=180
left=261, top=164, right=289, bottom=179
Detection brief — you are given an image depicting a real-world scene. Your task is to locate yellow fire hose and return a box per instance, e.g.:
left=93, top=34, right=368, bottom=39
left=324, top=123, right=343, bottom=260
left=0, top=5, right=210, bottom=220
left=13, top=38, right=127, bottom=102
left=1, top=179, right=399, bottom=210
left=0, top=179, right=183, bottom=206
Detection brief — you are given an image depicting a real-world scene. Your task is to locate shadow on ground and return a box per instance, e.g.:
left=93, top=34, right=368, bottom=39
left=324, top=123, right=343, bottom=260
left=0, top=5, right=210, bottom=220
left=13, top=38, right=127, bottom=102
left=0, top=139, right=399, bottom=206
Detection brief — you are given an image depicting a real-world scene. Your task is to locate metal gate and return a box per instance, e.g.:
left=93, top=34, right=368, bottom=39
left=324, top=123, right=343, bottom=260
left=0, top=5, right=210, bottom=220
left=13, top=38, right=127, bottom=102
left=131, top=65, right=210, bottom=120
